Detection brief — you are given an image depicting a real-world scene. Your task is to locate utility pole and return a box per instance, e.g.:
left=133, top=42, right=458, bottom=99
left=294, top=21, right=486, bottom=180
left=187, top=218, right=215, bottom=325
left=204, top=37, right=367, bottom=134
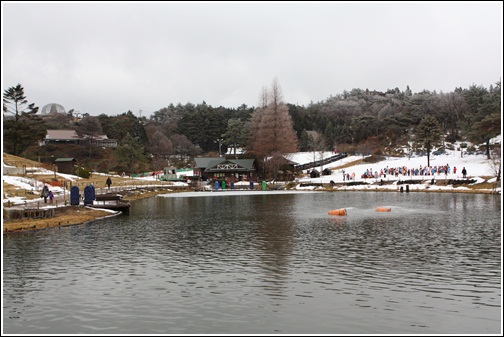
left=215, top=138, right=223, bottom=157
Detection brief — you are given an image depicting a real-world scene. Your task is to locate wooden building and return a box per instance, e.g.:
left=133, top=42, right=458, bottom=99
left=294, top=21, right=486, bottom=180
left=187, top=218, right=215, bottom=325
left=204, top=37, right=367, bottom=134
left=193, top=157, right=258, bottom=182
left=55, top=158, right=76, bottom=174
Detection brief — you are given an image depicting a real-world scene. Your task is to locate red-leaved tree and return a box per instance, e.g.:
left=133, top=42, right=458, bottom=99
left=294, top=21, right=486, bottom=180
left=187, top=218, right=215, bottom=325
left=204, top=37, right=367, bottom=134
left=247, top=78, right=299, bottom=179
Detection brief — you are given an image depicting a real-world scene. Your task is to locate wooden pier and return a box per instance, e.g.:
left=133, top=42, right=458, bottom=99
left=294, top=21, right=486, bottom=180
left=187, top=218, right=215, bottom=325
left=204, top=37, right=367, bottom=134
left=91, top=194, right=131, bottom=213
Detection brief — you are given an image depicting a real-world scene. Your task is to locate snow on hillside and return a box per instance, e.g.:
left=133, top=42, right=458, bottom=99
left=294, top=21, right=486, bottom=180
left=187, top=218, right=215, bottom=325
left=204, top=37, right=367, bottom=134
left=289, top=136, right=501, bottom=189
left=291, top=151, right=496, bottom=182
left=3, top=137, right=501, bottom=205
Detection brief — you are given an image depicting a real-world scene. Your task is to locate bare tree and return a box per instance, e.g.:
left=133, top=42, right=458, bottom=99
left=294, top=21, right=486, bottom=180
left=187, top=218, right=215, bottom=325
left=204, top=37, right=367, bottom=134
left=75, top=115, right=103, bottom=158
left=259, top=86, right=269, bottom=109
left=170, top=134, right=194, bottom=161
left=148, top=130, right=173, bottom=170
left=42, top=112, right=72, bottom=129
left=247, top=78, right=299, bottom=178
left=246, top=86, right=270, bottom=162
left=438, top=92, right=469, bottom=142
left=488, top=146, right=501, bottom=181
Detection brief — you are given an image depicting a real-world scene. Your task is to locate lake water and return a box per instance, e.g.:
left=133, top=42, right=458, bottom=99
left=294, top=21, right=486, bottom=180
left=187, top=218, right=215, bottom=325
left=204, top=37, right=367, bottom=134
left=2, top=191, right=501, bottom=334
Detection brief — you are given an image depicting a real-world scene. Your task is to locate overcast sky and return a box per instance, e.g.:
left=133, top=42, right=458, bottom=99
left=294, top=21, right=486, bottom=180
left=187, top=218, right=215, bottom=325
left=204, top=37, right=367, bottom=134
left=2, top=2, right=502, bottom=117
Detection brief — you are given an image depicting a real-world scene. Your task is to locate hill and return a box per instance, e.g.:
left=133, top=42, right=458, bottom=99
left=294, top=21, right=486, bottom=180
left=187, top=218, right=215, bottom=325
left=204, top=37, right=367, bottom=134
left=290, top=151, right=500, bottom=194
left=2, top=153, right=180, bottom=207
left=4, top=153, right=42, bottom=168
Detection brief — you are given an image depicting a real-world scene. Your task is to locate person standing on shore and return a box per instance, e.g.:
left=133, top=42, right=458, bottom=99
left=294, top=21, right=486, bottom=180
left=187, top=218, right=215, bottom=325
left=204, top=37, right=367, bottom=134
left=106, top=177, right=112, bottom=190
left=41, top=185, right=50, bottom=203
left=462, top=167, right=467, bottom=178
left=48, top=190, right=54, bottom=203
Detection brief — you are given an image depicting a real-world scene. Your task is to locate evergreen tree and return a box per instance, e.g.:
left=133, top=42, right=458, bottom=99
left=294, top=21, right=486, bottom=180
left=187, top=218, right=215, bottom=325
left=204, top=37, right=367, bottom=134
left=299, top=129, right=313, bottom=151
left=98, top=111, right=148, bottom=147
left=464, top=81, right=501, bottom=159
left=323, top=122, right=337, bottom=150
left=3, top=84, right=45, bottom=155
left=113, top=132, right=148, bottom=174
left=222, top=118, right=247, bottom=158
left=414, top=115, right=442, bottom=167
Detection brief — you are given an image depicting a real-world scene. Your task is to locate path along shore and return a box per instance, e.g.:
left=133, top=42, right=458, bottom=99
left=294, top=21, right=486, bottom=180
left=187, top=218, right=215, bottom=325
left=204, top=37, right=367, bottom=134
left=3, top=188, right=175, bottom=234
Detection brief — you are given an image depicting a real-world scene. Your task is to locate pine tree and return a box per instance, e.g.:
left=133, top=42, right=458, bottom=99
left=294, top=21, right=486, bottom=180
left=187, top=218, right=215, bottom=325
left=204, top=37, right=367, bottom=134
left=113, top=133, right=148, bottom=174
left=3, top=84, right=45, bottom=155
left=465, top=81, right=501, bottom=159
left=414, top=114, right=442, bottom=167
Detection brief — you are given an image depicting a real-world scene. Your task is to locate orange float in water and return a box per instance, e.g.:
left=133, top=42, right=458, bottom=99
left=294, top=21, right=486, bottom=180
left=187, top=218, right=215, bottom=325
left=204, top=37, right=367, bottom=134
left=328, top=209, right=347, bottom=216
left=375, top=207, right=391, bottom=212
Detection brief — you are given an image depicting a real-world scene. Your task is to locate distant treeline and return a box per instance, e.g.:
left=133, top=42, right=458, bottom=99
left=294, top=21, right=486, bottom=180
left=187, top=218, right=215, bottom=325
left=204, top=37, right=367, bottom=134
left=3, top=80, right=501, bottom=176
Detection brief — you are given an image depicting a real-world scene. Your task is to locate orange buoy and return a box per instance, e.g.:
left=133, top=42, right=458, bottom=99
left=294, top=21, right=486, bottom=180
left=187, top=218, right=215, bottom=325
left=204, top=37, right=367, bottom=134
left=328, top=209, right=347, bottom=216
left=375, top=207, right=391, bottom=212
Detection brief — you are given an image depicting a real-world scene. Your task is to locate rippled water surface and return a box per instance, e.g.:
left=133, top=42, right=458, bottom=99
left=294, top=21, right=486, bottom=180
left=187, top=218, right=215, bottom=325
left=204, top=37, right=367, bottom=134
left=3, top=192, right=501, bottom=334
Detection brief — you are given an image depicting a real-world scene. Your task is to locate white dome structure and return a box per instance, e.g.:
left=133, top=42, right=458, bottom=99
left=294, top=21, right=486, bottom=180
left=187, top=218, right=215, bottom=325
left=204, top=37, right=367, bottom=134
left=41, top=103, right=66, bottom=115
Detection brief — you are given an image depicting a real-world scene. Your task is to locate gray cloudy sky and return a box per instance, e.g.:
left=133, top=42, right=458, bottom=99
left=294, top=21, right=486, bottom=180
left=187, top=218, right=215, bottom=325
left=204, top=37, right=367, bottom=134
left=2, top=2, right=502, bottom=117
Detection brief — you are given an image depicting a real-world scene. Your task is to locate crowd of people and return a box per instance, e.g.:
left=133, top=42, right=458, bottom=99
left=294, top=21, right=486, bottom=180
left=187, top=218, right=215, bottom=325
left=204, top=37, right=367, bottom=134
left=354, top=164, right=468, bottom=180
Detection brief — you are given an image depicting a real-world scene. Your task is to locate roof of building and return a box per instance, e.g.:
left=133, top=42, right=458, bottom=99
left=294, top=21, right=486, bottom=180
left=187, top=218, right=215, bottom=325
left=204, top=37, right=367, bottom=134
left=45, top=129, right=80, bottom=140
left=194, top=157, right=256, bottom=172
left=45, top=130, right=115, bottom=142
left=86, top=134, right=114, bottom=141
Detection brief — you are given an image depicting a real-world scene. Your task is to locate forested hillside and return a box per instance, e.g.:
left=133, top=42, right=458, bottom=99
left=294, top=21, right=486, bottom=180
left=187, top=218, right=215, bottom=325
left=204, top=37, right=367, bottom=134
left=3, top=80, right=501, bottom=178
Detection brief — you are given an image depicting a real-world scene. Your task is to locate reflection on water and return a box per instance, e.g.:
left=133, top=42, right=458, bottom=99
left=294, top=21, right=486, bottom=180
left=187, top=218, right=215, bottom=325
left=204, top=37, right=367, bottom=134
left=3, top=192, right=501, bottom=334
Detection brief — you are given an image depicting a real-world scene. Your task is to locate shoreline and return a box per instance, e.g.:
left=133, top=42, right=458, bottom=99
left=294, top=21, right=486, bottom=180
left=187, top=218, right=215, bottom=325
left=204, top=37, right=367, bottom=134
left=2, top=206, right=119, bottom=234
left=3, top=186, right=500, bottom=234
left=2, top=189, right=177, bottom=234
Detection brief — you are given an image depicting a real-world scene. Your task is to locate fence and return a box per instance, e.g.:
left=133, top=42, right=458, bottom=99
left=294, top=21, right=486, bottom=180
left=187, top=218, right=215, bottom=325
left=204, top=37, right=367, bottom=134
left=293, top=153, right=348, bottom=171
